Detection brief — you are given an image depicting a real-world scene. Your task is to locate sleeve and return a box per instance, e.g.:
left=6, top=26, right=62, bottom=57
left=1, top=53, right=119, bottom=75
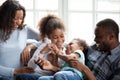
left=32, top=37, right=51, bottom=48
left=26, top=26, right=40, bottom=41
left=32, top=41, right=42, bottom=48
left=111, top=61, right=120, bottom=80
left=0, top=66, right=14, bottom=78
left=74, top=50, right=85, bottom=64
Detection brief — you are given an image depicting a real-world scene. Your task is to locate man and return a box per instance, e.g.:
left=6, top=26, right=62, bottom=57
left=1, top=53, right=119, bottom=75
left=70, top=18, right=120, bottom=80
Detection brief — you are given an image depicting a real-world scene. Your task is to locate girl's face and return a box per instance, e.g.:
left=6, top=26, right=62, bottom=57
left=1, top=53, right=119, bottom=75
left=49, top=29, right=65, bottom=49
left=12, top=10, right=23, bottom=30
left=66, top=40, right=81, bottom=54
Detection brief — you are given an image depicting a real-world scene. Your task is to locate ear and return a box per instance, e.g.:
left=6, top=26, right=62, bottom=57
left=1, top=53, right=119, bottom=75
left=79, top=46, right=84, bottom=51
left=109, top=33, right=114, bottom=40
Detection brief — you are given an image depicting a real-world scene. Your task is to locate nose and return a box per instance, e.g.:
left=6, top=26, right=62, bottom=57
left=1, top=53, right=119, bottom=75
left=14, top=18, right=22, bottom=25
left=17, top=19, right=22, bottom=25
left=57, top=37, right=63, bottom=42
left=94, top=35, right=97, bottom=42
left=94, top=37, right=96, bottom=42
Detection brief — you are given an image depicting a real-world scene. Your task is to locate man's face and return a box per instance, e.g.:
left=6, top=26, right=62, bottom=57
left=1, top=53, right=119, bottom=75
left=94, top=26, right=111, bottom=51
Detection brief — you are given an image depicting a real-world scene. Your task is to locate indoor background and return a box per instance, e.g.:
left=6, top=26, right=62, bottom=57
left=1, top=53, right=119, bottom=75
left=1, top=0, right=120, bottom=45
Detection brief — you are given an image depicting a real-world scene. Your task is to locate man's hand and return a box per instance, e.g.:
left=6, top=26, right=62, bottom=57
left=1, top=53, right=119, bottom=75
left=69, top=59, right=84, bottom=72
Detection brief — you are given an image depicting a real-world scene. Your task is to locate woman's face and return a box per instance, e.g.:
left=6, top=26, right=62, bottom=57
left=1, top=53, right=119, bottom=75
left=49, top=29, right=65, bottom=49
left=12, top=10, right=23, bottom=30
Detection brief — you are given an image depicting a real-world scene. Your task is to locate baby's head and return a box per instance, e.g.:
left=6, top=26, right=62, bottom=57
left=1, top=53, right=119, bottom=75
left=38, top=14, right=65, bottom=49
left=66, top=38, right=88, bottom=54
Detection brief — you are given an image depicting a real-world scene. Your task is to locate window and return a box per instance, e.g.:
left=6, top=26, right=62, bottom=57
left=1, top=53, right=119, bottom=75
left=1, top=0, right=120, bottom=45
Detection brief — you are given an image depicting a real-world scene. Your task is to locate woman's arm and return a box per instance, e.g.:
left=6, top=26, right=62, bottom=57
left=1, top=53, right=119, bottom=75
left=27, top=26, right=40, bottom=41
left=14, top=66, right=35, bottom=75
left=69, top=60, right=96, bottom=80
left=21, top=44, right=37, bottom=65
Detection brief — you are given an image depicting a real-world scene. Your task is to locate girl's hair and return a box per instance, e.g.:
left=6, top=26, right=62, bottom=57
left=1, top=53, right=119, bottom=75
left=73, top=38, right=89, bottom=54
left=0, top=0, right=26, bottom=42
left=37, top=14, right=65, bottom=42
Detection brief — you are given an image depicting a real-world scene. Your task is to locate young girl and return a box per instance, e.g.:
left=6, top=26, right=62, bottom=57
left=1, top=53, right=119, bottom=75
left=15, top=14, right=66, bottom=80
left=28, top=14, right=66, bottom=75
left=36, top=38, right=89, bottom=80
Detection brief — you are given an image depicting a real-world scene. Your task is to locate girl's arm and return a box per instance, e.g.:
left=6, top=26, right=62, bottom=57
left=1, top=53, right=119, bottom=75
left=35, top=57, right=60, bottom=72
left=57, top=51, right=79, bottom=62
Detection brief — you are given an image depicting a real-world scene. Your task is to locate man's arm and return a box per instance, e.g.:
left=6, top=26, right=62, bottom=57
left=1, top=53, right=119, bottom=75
left=69, top=60, right=96, bottom=80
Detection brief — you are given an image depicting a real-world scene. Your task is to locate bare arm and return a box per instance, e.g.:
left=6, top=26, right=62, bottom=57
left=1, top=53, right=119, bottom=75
left=14, top=66, right=35, bottom=75
left=57, top=51, right=79, bottom=62
left=34, top=57, right=60, bottom=72
left=21, top=44, right=37, bottom=65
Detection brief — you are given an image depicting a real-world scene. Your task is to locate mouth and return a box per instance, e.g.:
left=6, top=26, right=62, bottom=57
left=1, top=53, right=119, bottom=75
left=12, top=25, right=18, bottom=30
left=96, top=43, right=99, bottom=47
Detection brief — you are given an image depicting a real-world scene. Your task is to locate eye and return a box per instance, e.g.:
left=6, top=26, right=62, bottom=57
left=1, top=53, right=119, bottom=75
left=69, top=43, right=73, bottom=45
left=53, top=36, right=58, bottom=39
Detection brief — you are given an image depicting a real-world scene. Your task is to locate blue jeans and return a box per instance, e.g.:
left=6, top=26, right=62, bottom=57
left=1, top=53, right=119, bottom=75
left=38, top=71, right=82, bottom=80
left=0, top=76, right=9, bottom=80
left=15, top=73, right=41, bottom=80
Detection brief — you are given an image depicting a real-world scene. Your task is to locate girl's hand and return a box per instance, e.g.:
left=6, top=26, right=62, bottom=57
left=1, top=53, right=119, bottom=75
left=40, top=43, right=54, bottom=54
left=34, top=57, right=53, bottom=70
left=34, top=57, right=60, bottom=72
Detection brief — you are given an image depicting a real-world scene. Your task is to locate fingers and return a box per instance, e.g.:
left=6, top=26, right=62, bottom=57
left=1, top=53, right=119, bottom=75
left=21, top=51, right=30, bottom=65
left=23, top=67, right=35, bottom=73
left=68, top=59, right=78, bottom=67
left=34, top=57, right=44, bottom=69
left=40, top=44, right=53, bottom=53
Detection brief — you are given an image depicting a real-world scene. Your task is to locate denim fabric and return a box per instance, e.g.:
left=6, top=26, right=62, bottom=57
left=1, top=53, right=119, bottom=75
left=15, top=73, right=40, bottom=80
left=0, top=76, right=9, bottom=80
left=38, top=71, right=82, bottom=80
left=38, top=76, right=53, bottom=80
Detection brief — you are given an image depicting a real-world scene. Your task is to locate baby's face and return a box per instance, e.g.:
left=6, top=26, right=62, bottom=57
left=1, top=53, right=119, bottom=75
left=66, top=40, right=81, bottom=54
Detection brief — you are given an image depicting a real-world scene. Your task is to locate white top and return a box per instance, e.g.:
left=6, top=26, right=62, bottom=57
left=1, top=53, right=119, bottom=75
left=0, top=26, right=39, bottom=79
left=28, top=38, right=66, bottom=76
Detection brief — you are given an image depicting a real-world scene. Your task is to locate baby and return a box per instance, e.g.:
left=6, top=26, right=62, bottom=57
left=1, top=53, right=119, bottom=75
left=36, top=38, right=89, bottom=80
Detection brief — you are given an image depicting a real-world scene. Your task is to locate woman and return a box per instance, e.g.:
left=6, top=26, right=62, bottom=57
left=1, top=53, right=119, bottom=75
left=0, top=0, right=40, bottom=79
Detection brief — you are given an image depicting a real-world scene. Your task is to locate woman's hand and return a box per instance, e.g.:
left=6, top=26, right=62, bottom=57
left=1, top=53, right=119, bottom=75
left=21, top=44, right=36, bottom=65
left=14, top=66, right=35, bottom=75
